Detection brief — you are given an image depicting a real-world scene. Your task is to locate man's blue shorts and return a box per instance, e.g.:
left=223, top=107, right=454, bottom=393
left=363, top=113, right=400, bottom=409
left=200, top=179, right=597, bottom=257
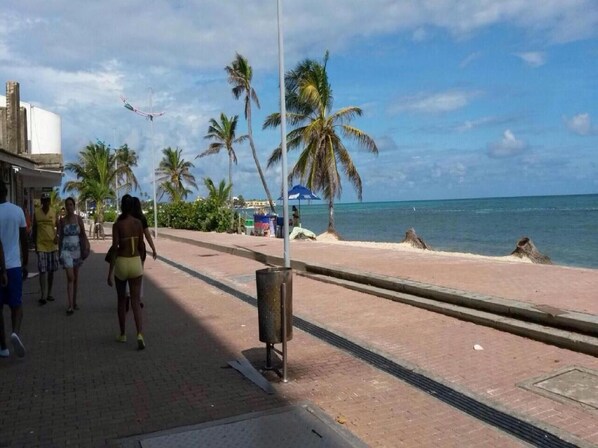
left=0, top=268, right=23, bottom=308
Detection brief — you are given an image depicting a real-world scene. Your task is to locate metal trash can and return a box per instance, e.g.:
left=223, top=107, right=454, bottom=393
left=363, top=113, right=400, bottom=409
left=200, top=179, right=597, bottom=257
left=256, top=267, right=293, bottom=343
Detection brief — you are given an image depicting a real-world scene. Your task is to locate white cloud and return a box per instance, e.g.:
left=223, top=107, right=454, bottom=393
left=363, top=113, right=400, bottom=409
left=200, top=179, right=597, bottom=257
left=456, top=116, right=500, bottom=132
left=390, top=90, right=480, bottom=114
left=412, top=28, right=430, bottom=42
left=459, top=52, right=482, bottom=68
left=515, top=52, right=547, bottom=67
left=565, top=113, right=593, bottom=135
left=487, top=130, right=527, bottom=158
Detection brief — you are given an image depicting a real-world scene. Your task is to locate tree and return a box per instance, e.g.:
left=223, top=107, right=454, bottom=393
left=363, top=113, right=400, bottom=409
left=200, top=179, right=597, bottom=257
left=114, top=143, right=139, bottom=194
left=63, top=141, right=134, bottom=223
left=234, top=194, right=246, bottom=208
left=203, top=177, right=232, bottom=207
left=156, top=147, right=198, bottom=202
left=199, top=113, right=247, bottom=228
left=264, top=52, right=378, bottom=234
left=226, top=53, right=276, bottom=213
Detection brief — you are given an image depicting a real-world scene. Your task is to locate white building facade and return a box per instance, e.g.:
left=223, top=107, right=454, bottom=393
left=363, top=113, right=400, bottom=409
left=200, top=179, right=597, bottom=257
left=0, top=81, right=63, bottom=207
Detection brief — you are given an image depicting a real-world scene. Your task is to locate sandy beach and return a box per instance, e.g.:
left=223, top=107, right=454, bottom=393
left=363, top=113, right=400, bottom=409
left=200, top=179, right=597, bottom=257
left=315, top=231, right=533, bottom=264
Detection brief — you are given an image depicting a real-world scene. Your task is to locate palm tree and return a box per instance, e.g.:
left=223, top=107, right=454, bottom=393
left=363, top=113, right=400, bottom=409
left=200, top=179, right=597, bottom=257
left=114, top=143, right=139, bottom=194
left=225, top=53, right=276, bottom=213
left=264, top=52, right=378, bottom=235
left=156, top=147, right=198, bottom=202
left=63, top=141, right=131, bottom=223
left=199, top=113, right=248, bottom=227
left=203, top=177, right=232, bottom=207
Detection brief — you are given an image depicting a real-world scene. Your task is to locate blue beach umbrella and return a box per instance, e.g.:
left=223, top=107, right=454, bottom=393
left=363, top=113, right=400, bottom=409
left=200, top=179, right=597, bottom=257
left=278, top=184, right=321, bottom=222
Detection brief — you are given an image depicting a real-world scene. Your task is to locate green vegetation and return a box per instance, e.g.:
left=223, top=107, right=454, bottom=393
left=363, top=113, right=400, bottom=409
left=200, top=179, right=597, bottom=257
left=103, top=209, right=117, bottom=222
left=157, top=178, right=235, bottom=232
left=156, top=147, right=198, bottom=202
left=199, top=113, right=247, bottom=204
left=264, top=51, right=378, bottom=234
left=63, top=141, right=138, bottom=223
left=226, top=53, right=276, bottom=213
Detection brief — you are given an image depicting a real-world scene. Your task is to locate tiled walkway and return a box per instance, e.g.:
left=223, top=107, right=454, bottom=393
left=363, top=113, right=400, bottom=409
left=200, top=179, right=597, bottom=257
left=1, top=230, right=596, bottom=447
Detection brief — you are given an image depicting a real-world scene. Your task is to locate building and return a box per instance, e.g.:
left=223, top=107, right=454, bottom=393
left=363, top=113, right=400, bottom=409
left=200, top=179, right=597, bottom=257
left=0, top=81, right=63, bottom=208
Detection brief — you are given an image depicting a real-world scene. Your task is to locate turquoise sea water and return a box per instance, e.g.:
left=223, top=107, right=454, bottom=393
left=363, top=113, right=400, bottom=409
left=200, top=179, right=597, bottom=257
left=291, top=194, right=598, bottom=269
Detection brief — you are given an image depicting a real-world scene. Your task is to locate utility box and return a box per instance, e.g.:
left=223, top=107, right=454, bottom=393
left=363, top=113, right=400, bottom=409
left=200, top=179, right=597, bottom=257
left=255, top=267, right=293, bottom=343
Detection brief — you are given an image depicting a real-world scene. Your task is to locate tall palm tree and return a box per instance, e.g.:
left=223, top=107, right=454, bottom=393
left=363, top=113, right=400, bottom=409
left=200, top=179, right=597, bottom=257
left=264, top=52, right=378, bottom=235
left=225, top=53, right=276, bottom=213
left=199, top=113, right=248, bottom=219
left=63, top=141, right=131, bottom=223
left=156, top=147, right=198, bottom=202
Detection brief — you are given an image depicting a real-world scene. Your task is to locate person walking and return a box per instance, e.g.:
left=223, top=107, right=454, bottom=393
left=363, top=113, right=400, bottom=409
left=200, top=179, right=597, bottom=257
left=32, top=193, right=59, bottom=305
left=128, top=196, right=157, bottom=309
left=0, top=180, right=28, bottom=358
left=58, top=197, right=89, bottom=315
left=107, top=195, right=146, bottom=350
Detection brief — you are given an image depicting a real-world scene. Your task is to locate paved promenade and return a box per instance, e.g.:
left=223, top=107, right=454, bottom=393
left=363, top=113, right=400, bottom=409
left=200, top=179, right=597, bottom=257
left=1, top=229, right=597, bottom=447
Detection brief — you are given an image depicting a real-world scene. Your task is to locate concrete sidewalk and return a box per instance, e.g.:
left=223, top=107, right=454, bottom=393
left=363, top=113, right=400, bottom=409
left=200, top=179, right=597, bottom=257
left=0, top=232, right=596, bottom=447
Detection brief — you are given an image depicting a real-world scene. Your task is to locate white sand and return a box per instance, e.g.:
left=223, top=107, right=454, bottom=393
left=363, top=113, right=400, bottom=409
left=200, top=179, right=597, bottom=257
left=315, top=231, right=531, bottom=264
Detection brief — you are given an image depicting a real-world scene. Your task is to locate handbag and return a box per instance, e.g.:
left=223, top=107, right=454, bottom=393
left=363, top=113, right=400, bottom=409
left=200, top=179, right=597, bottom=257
left=78, top=217, right=91, bottom=260
left=104, top=246, right=115, bottom=263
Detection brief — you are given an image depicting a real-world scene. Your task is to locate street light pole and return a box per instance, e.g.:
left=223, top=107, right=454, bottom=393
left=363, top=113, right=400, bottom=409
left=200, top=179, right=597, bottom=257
left=121, top=92, right=164, bottom=239
left=149, top=90, right=158, bottom=239
left=277, top=0, right=290, bottom=268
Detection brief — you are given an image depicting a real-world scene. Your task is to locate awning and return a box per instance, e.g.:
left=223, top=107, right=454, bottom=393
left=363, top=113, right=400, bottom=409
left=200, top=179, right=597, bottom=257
left=18, top=165, right=63, bottom=188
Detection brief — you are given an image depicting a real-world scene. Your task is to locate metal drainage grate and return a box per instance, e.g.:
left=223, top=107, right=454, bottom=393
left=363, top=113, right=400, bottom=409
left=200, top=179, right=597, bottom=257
left=160, top=256, right=579, bottom=448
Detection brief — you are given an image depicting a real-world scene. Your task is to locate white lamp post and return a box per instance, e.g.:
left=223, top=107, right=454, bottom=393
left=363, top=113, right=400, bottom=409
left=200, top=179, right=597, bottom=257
left=277, top=0, right=290, bottom=268
left=121, top=92, right=164, bottom=239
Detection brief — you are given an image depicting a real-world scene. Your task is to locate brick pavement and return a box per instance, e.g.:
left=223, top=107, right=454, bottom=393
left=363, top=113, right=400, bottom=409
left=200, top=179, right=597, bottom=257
left=155, top=230, right=598, bottom=446
left=160, top=229, right=598, bottom=315
left=0, top=239, right=536, bottom=447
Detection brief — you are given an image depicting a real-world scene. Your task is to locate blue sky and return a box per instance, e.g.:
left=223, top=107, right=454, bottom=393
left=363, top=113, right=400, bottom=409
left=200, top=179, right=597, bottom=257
left=1, top=1, right=596, bottom=202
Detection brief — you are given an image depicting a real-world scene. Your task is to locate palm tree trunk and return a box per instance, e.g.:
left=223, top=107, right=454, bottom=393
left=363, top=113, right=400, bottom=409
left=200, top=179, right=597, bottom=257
left=247, top=104, right=276, bottom=213
left=327, top=199, right=335, bottom=233
left=229, top=155, right=234, bottom=231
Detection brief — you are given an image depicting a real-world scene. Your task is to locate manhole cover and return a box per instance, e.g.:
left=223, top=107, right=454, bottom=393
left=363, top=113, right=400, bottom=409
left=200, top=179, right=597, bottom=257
left=528, top=367, right=598, bottom=410
left=135, top=404, right=366, bottom=448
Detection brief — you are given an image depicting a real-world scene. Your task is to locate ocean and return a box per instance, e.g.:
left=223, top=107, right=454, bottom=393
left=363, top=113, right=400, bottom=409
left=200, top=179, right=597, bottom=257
left=291, top=194, right=598, bottom=269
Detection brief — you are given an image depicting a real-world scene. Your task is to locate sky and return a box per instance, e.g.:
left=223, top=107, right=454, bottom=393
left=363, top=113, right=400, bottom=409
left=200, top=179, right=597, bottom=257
left=1, top=0, right=597, bottom=203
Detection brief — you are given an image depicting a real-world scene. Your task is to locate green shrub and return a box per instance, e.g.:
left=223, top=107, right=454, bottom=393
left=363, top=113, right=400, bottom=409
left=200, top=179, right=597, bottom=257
left=152, top=200, right=235, bottom=233
left=104, top=209, right=117, bottom=222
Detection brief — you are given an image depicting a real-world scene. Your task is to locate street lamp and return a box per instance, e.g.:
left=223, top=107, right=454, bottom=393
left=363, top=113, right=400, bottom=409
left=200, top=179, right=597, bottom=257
left=277, top=0, right=290, bottom=268
left=121, top=92, right=165, bottom=239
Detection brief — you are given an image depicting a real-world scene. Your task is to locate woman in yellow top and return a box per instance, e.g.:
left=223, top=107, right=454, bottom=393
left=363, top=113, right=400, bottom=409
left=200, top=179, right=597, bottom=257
left=107, top=195, right=146, bottom=350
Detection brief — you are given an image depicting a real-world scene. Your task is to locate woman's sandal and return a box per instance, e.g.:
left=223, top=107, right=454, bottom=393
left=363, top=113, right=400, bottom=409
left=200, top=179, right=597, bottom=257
left=66, top=308, right=74, bottom=316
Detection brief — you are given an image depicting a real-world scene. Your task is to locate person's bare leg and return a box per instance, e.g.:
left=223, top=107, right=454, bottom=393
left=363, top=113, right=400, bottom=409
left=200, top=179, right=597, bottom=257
left=115, top=278, right=127, bottom=338
left=65, top=268, right=74, bottom=311
left=47, top=270, right=55, bottom=299
left=10, top=306, right=22, bottom=334
left=129, top=277, right=143, bottom=334
left=39, top=271, right=48, bottom=302
left=129, top=276, right=144, bottom=349
left=72, top=266, right=79, bottom=309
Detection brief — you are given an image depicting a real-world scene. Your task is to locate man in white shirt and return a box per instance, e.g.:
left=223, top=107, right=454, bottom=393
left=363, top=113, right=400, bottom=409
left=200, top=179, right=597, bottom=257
left=0, top=180, right=28, bottom=358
